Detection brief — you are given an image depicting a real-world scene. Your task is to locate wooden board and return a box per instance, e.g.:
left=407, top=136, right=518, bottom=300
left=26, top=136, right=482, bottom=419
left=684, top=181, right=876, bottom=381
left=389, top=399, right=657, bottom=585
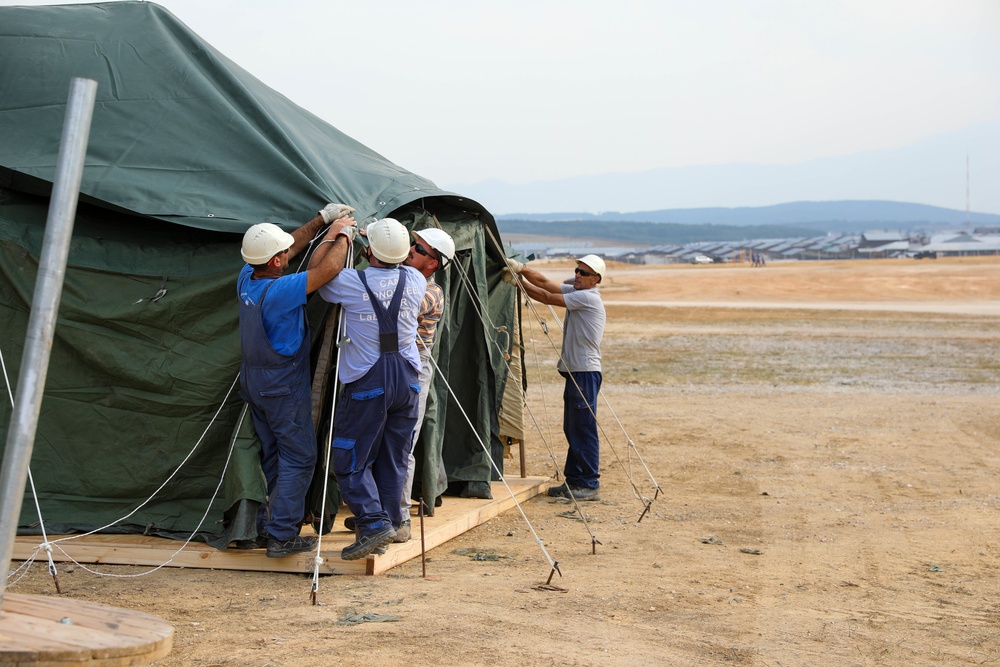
left=0, top=593, right=173, bottom=665
left=11, top=477, right=550, bottom=576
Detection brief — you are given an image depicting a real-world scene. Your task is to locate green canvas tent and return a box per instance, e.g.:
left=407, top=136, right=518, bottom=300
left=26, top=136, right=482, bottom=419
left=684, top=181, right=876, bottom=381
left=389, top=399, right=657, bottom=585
left=0, top=1, right=522, bottom=548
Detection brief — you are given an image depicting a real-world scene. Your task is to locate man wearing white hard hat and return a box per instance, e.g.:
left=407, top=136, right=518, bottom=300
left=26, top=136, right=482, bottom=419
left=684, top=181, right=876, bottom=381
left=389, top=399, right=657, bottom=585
left=312, top=218, right=427, bottom=560
left=504, top=254, right=607, bottom=501
left=341, top=226, right=454, bottom=543
left=397, top=227, right=455, bottom=540
left=237, top=204, right=356, bottom=558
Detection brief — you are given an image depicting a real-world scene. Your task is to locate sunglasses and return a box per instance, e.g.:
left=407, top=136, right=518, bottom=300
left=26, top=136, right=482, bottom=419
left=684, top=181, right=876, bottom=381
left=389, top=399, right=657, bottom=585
left=412, top=241, right=438, bottom=260
left=574, top=267, right=596, bottom=277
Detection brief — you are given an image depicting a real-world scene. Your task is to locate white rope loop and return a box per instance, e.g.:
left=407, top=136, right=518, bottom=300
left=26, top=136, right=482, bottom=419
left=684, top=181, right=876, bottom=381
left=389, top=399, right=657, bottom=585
left=7, top=389, right=246, bottom=581
left=2, top=255, right=250, bottom=581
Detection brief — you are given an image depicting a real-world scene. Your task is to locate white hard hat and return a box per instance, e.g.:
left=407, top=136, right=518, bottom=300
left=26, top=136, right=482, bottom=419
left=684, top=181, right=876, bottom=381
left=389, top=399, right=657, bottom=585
left=413, top=228, right=455, bottom=266
left=576, top=254, right=606, bottom=279
left=366, top=217, right=410, bottom=265
left=241, top=223, right=294, bottom=265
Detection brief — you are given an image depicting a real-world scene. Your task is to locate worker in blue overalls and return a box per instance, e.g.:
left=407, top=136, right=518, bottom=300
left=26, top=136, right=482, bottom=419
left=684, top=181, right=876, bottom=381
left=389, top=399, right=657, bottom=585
left=237, top=205, right=356, bottom=558
left=312, top=217, right=426, bottom=560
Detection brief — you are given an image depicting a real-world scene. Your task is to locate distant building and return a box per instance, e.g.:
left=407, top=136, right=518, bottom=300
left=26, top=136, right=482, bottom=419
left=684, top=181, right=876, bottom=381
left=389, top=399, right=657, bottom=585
left=507, top=229, right=1000, bottom=264
left=913, top=233, right=1000, bottom=257
left=857, top=231, right=911, bottom=258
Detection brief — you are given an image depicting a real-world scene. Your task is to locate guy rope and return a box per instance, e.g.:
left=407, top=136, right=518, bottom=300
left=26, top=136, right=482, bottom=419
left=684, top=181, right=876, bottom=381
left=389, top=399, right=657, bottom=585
left=447, top=246, right=604, bottom=556
left=483, top=226, right=663, bottom=524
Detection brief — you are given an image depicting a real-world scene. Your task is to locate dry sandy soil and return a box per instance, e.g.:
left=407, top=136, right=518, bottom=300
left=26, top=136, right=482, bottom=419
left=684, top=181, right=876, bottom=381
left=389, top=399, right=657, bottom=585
left=8, top=257, right=1000, bottom=666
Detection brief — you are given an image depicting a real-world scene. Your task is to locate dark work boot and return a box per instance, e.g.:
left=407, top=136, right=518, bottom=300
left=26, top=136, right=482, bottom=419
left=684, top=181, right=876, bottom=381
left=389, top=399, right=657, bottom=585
left=341, top=527, right=396, bottom=560
left=266, top=534, right=318, bottom=558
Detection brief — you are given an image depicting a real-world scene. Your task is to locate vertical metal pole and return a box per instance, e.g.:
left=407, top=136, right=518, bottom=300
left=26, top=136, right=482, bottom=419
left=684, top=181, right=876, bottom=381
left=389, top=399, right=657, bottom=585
left=418, top=498, right=427, bottom=578
left=0, top=77, right=97, bottom=605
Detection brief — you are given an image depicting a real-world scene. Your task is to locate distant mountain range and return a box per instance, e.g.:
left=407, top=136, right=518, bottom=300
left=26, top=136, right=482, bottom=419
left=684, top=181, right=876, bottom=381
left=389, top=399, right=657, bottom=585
left=497, top=200, right=1000, bottom=235
left=449, top=120, right=1000, bottom=217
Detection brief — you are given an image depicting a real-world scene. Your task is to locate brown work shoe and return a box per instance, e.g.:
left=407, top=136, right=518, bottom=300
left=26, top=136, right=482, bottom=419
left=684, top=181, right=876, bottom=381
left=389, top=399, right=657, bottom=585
left=393, top=520, right=411, bottom=543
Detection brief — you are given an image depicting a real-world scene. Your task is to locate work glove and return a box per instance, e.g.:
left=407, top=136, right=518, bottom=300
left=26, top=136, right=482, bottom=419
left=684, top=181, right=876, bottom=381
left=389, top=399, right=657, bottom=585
left=501, top=267, right=518, bottom=285
left=319, top=203, right=356, bottom=224
left=336, top=223, right=357, bottom=242
left=505, top=258, right=524, bottom=274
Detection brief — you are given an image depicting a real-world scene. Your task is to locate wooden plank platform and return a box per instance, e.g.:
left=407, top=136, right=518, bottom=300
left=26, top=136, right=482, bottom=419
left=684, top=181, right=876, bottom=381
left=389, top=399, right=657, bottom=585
left=0, top=593, right=173, bottom=665
left=11, top=477, right=550, bottom=576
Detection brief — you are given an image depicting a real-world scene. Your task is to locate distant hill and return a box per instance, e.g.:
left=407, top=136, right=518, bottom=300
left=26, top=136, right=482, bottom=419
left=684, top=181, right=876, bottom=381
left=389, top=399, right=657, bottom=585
left=497, top=200, right=1000, bottom=235
left=451, top=120, right=1000, bottom=216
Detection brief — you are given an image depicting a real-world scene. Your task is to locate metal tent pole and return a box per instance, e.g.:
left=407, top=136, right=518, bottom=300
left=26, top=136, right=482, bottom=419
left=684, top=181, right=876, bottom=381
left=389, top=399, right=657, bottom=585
left=0, top=77, right=97, bottom=605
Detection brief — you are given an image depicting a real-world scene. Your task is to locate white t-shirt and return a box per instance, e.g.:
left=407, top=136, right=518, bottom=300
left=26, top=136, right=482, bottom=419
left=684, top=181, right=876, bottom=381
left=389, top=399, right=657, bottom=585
left=557, top=284, right=605, bottom=373
left=318, top=266, right=426, bottom=383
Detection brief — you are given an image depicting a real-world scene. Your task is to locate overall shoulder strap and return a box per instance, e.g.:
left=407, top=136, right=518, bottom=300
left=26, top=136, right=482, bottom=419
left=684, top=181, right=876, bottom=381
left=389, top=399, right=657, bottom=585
left=357, top=269, right=404, bottom=353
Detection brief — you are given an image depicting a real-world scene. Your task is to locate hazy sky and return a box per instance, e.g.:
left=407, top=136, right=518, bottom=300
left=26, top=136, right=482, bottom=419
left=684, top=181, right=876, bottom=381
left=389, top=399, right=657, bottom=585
left=4, top=1, right=999, bottom=203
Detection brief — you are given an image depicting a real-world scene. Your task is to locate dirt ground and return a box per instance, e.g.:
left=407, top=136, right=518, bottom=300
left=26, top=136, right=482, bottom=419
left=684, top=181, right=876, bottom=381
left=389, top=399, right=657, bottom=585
left=8, top=257, right=1000, bottom=666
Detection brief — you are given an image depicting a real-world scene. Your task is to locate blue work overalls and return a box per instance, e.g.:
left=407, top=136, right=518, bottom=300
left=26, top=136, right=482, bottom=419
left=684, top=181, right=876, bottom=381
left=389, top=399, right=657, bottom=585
left=238, top=280, right=317, bottom=542
left=332, top=269, right=420, bottom=538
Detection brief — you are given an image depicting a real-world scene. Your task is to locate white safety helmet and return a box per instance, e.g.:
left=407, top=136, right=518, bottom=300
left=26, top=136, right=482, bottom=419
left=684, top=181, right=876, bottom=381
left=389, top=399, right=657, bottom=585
left=413, top=228, right=455, bottom=267
left=576, top=254, right=606, bottom=280
left=366, top=217, right=410, bottom=265
left=241, top=222, right=295, bottom=265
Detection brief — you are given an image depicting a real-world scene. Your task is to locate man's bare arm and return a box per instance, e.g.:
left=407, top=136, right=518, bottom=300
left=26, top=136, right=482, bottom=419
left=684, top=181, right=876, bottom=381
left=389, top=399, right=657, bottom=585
left=287, top=215, right=326, bottom=261
left=519, top=265, right=563, bottom=294
left=305, top=217, right=355, bottom=294
left=288, top=203, right=357, bottom=260
left=519, top=274, right=566, bottom=307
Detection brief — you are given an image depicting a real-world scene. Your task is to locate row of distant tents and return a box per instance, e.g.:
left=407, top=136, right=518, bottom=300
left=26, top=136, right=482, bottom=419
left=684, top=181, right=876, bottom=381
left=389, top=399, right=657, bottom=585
left=516, top=227, right=1000, bottom=265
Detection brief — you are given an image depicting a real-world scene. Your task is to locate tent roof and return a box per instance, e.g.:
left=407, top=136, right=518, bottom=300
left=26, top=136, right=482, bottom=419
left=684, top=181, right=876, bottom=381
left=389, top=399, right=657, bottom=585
left=0, top=1, right=488, bottom=232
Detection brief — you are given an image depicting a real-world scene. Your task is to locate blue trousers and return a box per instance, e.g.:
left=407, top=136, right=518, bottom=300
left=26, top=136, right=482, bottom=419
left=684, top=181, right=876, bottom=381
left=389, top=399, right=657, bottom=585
left=247, top=379, right=317, bottom=541
left=560, top=371, right=602, bottom=489
left=332, top=355, right=419, bottom=537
